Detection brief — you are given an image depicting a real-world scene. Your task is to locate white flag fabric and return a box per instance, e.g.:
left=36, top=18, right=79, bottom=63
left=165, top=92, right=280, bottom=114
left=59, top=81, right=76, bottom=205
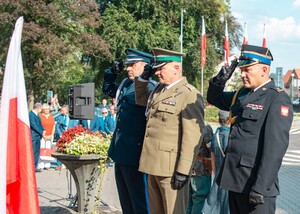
left=0, top=16, right=40, bottom=214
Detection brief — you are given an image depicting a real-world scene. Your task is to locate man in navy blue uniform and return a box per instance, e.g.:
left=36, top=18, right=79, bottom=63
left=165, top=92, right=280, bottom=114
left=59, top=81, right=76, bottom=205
left=207, top=44, right=293, bottom=214
left=29, top=103, right=45, bottom=172
left=103, top=48, right=156, bottom=214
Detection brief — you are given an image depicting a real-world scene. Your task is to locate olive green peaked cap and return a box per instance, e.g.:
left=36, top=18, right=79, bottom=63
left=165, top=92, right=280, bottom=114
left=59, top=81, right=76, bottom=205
left=151, top=48, right=185, bottom=68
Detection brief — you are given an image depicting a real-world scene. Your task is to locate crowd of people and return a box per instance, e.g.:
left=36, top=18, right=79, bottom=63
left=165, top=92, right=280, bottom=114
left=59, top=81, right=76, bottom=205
left=28, top=44, right=293, bottom=214
left=29, top=96, right=117, bottom=171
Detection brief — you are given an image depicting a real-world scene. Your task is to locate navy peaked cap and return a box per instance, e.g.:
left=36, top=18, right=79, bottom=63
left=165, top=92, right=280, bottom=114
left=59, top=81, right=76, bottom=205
left=238, top=44, right=273, bottom=68
left=125, top=48, right=153, bottom=65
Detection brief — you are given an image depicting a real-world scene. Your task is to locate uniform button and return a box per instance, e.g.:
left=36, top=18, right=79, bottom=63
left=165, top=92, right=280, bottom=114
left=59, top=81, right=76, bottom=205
left=123, top=100, right=125, bottom=102
left=150, top=116, right=153, bottom=118
left=249, top=114, right=252, bottom=118
left=267, top=188, right=270, bottom=191
left=152, top=106, right=154, bottom=109
left=145, top=134, right=148, bottom=137
left=138, top=143, right=141, bottom=146
left=148, top=125, right=151, bottom=128
left=117, top=128, right=120, bottom=131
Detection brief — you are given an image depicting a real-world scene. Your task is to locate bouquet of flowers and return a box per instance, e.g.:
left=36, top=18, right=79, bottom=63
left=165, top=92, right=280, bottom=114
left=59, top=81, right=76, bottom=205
left=56, top=125, right=110, bottom=156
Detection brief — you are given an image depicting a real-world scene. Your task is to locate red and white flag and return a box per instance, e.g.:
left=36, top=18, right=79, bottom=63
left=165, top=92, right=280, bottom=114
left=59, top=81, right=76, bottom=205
left=0, top=17, right=40, bottom=214
left=243, top=22, right=248, bottom=44
left=224, top=20, right=230, bottom=65
left=262, top=24, right=267, bottom=47
left=201, top=16, right=206, bottom=69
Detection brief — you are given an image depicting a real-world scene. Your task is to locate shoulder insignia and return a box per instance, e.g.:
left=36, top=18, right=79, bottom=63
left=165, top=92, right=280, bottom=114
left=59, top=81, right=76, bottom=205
left=271, top=87, right=284, bottom=93
left=276, top=87, right=284, bottom=92
left=184, top=83, right=195, bottom=91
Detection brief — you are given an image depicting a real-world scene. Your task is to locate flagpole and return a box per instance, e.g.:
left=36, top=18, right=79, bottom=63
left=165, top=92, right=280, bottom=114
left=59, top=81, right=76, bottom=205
left=201, top=16, right=206, bottom=96
left=201, top=67, right=204, bottom=96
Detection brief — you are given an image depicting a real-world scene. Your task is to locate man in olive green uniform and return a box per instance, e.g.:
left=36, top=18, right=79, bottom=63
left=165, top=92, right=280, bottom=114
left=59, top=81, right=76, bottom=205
left=135, top=48, right=205, bottom=214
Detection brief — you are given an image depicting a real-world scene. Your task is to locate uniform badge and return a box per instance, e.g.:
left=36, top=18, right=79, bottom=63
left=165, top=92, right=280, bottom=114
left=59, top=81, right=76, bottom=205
left=162, top=116, right=168, bottom=122
left=280, top=106, right=289, bottom=117
left=246, top=104, right=263, bottom=110
left=161, top=100, right=176, bottom=106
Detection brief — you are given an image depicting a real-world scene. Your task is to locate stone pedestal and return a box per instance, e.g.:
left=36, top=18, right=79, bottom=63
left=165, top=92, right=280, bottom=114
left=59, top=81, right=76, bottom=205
left=52, top=153, right=101, bottom=214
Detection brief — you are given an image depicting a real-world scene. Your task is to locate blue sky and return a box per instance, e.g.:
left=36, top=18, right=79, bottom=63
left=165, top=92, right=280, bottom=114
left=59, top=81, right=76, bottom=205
left=230, top=0, right=300, bottom=74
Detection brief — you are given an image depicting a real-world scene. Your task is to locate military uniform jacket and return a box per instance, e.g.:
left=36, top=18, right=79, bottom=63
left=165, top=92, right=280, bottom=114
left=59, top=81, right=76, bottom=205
left=207, top=79, right=293, bottom=196
left=103, top=67, right=156, bottom=165
left=135, top=77, right=204, bottom=177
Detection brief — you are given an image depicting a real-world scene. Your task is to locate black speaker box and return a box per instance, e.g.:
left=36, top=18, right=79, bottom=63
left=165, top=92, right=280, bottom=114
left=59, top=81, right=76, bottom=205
left=68, top=83, right=95, bottom=120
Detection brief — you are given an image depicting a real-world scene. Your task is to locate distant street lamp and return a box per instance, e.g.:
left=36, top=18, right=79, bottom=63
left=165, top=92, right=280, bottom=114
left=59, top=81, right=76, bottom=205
left=291, top=73, right=295, bottom=102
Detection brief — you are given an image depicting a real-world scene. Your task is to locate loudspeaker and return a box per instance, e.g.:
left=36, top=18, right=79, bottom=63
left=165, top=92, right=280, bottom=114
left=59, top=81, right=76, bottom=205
left=68, top=83, right=94, bottom=120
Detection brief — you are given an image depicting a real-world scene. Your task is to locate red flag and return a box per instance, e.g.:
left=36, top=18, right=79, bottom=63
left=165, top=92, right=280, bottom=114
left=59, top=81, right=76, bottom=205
left=0, top=17, right=40, bottom=214
left=201, top=16, right=206, bottom=68
left=243, top=22, right=248, bottom=44
left=224, top=20, right=230, bottom=65
left=262, top=24, right=267, bottom=47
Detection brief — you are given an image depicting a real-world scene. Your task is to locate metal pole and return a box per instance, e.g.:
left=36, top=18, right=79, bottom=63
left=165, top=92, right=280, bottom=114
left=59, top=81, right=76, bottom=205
left=292, top=73, right=294, bottom=102
left=201, top=67, right=204, bottom=96
left=180, top=8, right=184, bottom=64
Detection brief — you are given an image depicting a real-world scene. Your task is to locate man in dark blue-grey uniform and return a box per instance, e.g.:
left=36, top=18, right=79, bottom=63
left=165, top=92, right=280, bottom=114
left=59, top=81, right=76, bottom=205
left=102, top=48, right=156, bottom=214
left=207, top=44, right=293, bottom=214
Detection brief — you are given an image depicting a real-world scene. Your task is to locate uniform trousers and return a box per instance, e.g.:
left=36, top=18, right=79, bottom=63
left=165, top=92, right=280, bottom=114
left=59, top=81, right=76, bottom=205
left=115, top=163, right=149, bottom=214
left=147, top=174, right=188, bottom=214
left=229, top=191, right=276, bottom=214
left=32, top=140, right=41, bottom=168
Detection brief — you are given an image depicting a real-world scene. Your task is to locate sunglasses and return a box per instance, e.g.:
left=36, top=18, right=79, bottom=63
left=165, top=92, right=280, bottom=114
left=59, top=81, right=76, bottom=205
left=102, top=112, right=108, bottom=114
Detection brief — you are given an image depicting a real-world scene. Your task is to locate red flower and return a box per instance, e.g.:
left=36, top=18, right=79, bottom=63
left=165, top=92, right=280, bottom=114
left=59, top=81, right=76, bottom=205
left=56, top=125, right=102, bottom=152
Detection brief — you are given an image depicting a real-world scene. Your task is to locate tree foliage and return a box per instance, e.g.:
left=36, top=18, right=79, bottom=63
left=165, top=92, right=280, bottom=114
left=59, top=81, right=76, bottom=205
left=97, top=0, right=242, bottom=98
left=0, top=0, right=242, bottom=106
left=0, top=0, right=111, bottom=107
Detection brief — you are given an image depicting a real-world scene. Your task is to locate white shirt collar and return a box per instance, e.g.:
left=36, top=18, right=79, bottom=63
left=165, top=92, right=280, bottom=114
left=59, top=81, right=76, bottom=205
left=165, top=78, right=184, bottom=89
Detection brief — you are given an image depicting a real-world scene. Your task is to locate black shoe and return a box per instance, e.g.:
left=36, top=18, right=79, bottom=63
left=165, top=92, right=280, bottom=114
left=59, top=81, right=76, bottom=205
left=35, top=168, right=42, bottom=172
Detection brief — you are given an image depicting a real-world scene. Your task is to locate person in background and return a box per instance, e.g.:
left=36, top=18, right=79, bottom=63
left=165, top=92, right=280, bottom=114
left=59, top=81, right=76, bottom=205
left=54, top=105, right=79, bottom=170
left=187, top=124, right=213, bottom=214
left=99, top=107, right=108, bottom=133
left=104, top=104, right=116, bottom=135
left=29, top=103, right=47, bottom=172
left=135, top=47, right=204, bottom=214
left=39, top=103, right=55, bottom=170
left=50, top=94, right=61, bottom=114
left=103, top=48, right=156, bottom=214
left=81, top=113, right=100, bottom=133
left=99, top=99, right=109, bottom=116
left=207, top=44, right=293, bottom=213
left=202, top=110, right=231, bottom=214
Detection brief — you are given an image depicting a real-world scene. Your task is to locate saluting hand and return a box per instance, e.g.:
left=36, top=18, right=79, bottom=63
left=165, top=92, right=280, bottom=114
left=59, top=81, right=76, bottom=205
left=213, top=58, right=238, bottom=86
left=112, top=61, right=124, bottom=74
left=140, top=64, right=155, bottom=80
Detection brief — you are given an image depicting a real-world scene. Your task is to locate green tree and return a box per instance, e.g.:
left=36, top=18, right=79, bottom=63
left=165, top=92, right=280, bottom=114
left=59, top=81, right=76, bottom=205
left=97, top=0, right=242, bottom=97
left=0, top=0, right=111, bottom=107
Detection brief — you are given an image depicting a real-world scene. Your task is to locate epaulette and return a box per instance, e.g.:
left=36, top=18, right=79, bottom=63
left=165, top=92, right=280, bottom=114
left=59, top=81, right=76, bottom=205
left=271, top=87, right=284, bottom=93
left=184, top=83, right=195, bottom=91
left=276, top=87, right=284, bottom=92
